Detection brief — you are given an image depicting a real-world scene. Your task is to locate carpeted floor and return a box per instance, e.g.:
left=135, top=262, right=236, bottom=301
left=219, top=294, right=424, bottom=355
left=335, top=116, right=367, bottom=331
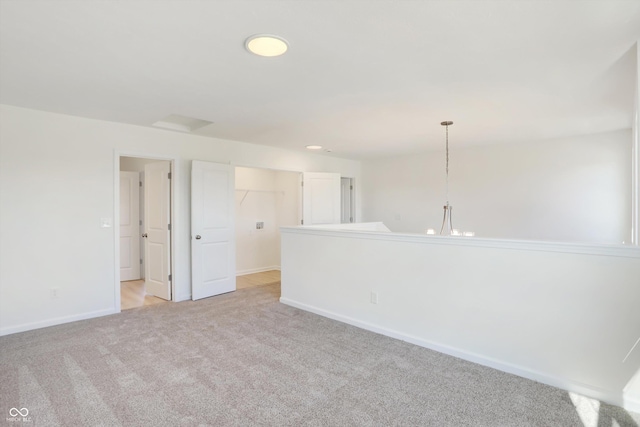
left=1, top=282, right=638, bottom=426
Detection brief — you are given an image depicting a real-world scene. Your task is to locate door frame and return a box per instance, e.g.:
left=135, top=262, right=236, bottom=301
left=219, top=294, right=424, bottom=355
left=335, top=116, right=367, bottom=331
left=119, top=170, right=142, bottom=281
left=114, top=150, right=177, bottom=312
left=232, top=164, right=304, bottom=279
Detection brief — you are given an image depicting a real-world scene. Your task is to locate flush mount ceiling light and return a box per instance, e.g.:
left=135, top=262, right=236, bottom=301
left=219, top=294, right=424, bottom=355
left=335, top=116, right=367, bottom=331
left=306, top=145, right=323, bottom=150
left=245, top=34, right=289, bottom=57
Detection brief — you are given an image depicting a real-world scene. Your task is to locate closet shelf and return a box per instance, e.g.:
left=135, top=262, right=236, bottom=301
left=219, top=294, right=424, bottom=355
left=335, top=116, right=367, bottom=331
left=236, top=189, right=285, bottom=206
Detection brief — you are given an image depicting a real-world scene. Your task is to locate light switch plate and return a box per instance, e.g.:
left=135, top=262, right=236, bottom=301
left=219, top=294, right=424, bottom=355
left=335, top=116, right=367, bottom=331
left=100, top=217, right=112, bottom=228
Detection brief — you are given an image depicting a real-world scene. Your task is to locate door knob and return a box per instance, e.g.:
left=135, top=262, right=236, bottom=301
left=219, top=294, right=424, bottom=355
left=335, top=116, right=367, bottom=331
left=195, top=235, right=202, bottom=240
left=142, top=233, right=148, bottom=238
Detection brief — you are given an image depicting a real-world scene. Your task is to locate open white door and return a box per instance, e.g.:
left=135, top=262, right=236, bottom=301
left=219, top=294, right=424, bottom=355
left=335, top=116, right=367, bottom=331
left=302, top=172, right=341, bottom=225
left=191, top=161, right=235, bottom=300
left=120, top=171, right=141, bottom=281
left=143, top=161, right=171, bottom=300
left=340, top=177, right=354, bottom=224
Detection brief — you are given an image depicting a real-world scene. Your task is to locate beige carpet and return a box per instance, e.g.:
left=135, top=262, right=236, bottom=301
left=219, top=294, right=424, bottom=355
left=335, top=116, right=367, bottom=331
left=1, top=283, right=638, bottom=426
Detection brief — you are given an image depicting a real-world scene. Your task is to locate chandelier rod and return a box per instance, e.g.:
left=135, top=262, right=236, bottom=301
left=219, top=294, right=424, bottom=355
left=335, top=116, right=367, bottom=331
left=441, top=120, right=453, bottom=205
left=440, top=121, right=454, bottom=235
left=445, top=123, right=449, bottom=204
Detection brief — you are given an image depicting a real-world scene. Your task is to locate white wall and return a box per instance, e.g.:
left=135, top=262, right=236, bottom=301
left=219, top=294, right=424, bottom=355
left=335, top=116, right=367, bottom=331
left=235, top=167, right=299, bottom=275
left=0, top=104, right=360, bottom=335
left=280, top=227, right=640, bottom=411
left=119, top=156, right=159, bottom=172
left=362, top=130, right=632, bottom=244
left=624, top=40, right=640, bottom=409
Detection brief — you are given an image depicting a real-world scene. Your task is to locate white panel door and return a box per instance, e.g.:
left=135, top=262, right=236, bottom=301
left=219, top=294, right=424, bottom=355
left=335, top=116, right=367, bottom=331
left=120, top=171, right=140, bottom=281
left=144, top=161, right=171, bottom=300
left=191, top=161, right=235, bottom=300
left=302, top=172, right=341, bottom=225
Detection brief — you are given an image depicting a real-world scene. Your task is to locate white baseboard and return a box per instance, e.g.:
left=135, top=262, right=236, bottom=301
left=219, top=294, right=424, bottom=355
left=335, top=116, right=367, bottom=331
left=279, top=297, right=629, bottom=411
left=0, top=308, right=118, bottom=337
left=237, top=265, right=281, bottom=276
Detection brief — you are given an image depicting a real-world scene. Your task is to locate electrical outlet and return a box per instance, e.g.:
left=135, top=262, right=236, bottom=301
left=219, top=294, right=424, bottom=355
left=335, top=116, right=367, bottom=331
left=256, top=221, right=264, bottom=230
left=51, top=288, right=59, bottom=299
left=370, top=291, right=378, bottom=304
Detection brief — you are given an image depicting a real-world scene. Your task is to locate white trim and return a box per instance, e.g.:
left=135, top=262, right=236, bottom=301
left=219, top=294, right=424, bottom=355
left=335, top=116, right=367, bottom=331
left=279, top=297, right=626, bottom=409
left=237, top=265, right=281, bottom=276
left=114, top=150, right=179, bottom=310
left=280, top=226, right=640, bottom=259
left=348, top=177, right=357, bottom=223
left=113, top=150, right=121, bottom=313
left=0, top=308, right=117, bottom=337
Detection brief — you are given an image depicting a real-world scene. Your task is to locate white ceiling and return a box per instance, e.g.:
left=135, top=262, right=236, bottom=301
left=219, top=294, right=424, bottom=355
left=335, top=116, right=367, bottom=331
left=1, top=0, right=638, bottom=160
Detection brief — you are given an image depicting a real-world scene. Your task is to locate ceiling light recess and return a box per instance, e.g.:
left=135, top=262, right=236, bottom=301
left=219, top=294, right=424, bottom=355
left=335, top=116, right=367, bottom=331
left=245, top=34, right=289, bottom=57
left=152, top=114, right=213, bottom=133
left=306, top=145, right=323, bottom=150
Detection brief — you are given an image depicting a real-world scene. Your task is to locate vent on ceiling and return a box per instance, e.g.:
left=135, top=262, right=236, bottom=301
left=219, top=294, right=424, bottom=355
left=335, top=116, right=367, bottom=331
left=152, top=114, right=213, bottom=133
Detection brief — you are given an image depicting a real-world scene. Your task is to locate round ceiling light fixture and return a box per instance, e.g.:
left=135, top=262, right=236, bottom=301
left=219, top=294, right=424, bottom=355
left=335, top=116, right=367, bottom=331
left=245, top=34, right=289, bottom=57
left=305, top=145, right=323, bottom=150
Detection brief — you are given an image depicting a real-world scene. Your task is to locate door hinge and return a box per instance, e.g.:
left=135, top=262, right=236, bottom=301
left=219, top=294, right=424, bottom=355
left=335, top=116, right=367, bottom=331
left=168, top=172, right=171, bottom=179
left=168, top=274, right=172, bottom=282
left=140, top=259, right=143, bottom=264
left=301, top=219, right=304, bottom=225
left=350, top=185, right=353, bottom=190
left=139, top=181, right=142, bottom=187
left=168, top=223, right=171, bottom=231
left=350, top=217, right=353, bottom=223
left=301, top=181, right=304, bottom=187
left=139, top=219, right=142, bottom=226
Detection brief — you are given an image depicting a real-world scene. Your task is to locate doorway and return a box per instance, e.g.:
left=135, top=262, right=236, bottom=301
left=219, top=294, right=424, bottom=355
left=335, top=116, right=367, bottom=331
left=234, top=166, right=301, bottom=290
left=119, top=156, right=173, bottom=310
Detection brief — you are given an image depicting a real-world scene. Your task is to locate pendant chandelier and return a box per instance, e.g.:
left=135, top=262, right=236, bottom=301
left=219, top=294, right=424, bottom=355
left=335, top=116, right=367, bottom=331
left=425, top=121, right=473, bottom=237
left=440, top=120, right=454, bottom=235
